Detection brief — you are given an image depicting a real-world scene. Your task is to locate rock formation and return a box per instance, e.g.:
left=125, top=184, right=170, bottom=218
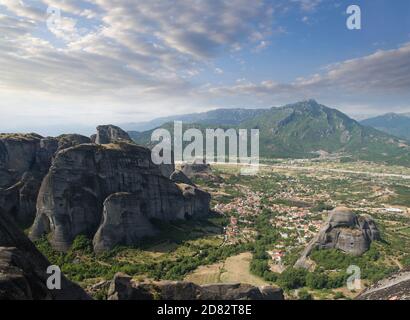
left=181, top=159, right=212, bottom=179
left=95, top=125, right=133, bottom=145
left=295, top=207, right=380, bottom=270
left=0, top=210, right=90, bottom=300
left=30, top=142, right=211, bottom=251
left=170, top=170, right=196, bottom=186
left=107, top=273, right=284, bottom=300
left=56, top=134, right=91, bottom=151
left=356, top=269, right=410, bottom=300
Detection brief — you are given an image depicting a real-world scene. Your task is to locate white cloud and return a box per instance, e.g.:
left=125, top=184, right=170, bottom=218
left=207, top=43, right=410, bottom=111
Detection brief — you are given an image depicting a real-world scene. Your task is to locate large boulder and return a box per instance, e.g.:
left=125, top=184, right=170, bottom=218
left=295, top=207, right=380, bottom=269
left=107, top=273, right=284, bottom=300
left=30, top=143, right=211, bottom=251
left=95, top=125, right=133, bottom=145
left=0, top=210, right=90, bottom=300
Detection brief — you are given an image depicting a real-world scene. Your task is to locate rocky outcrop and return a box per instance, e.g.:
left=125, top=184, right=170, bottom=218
left=181, top=159, right=212, bottom=179
left=0, top=210, right=90, bottom=300
left=356, top=269, right=410, bottom=300
left=295, top=207, right=380, bottom=270
left=30, top=143, right=211, bottom=251
left=56, top=134, right=91, bottom=151
left=107, top=273, right=284, bottom=300
left=170, top=170, right=196, bottom=186
left=95, top=125, right=133, bottom=145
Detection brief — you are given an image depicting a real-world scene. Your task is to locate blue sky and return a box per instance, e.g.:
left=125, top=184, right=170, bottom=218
left=0, top=0, right=410, bottom=135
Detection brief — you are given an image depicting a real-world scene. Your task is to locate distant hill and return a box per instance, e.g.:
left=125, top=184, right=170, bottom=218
left=361, top=113, right=410, bottom=140
left=129, top=100, right=410, bottom=166
left=120, top=108, right=267, bottom=132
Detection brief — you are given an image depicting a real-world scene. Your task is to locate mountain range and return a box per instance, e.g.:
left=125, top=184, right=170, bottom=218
left=128, top=100, right=410, bottom=166
left=361, top=113, right=410, bottom=141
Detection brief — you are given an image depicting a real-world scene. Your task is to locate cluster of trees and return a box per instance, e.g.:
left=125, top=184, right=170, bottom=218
left=36, top=233, right=251, bottom=283
left=311, top=246, right=397, bottom=283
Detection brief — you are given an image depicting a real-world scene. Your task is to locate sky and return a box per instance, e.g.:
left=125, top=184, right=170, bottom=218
left=0, top=0, right=410, bottom=135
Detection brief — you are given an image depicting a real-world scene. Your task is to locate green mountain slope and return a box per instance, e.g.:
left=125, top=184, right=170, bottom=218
left=130, top=100, right=410, bottom=166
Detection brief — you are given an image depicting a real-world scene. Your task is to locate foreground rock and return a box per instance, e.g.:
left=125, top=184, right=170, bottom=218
left=295, top=207, right=380, bottom=270
left=0, top=210, right=90, bottom=300
left=356, top=269, right=410, bottom=300
left=30, top=143, right=211, bottom=252
left=107, top=273, right=284, bottom=300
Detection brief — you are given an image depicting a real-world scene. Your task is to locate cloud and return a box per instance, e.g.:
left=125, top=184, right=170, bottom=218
left=291, top=0, right=322, bottom=12
left=207, top=43, right=410, bottom=110
left=0, top=0, right=275, bottom=97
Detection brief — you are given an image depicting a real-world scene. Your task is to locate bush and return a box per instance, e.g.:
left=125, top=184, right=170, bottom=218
left=298, top=289, right=313, bottom=300
left=278, top=268, right=308, bottom=290
left=306, top=272, right=329, bottom=289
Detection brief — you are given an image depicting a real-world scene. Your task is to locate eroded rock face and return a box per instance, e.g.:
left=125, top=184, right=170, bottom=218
left=93, top=193, right=158, bottom=253
left=95, top=125, right=133, bottom=145
left=107, top=273, right=284, bottom=300
left=295, top=207, right=380, bottom=270
left=0, top=134, right=57, bottom=227
left=0, top=210, right=90, bottom=300
left=30, top=143, right=211, bottom=251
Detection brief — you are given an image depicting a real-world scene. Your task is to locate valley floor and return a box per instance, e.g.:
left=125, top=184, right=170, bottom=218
left=35, top=159, right=410, bottom=300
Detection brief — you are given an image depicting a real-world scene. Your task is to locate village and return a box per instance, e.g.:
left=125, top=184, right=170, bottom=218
left=211, top=162, right=410, bottom=273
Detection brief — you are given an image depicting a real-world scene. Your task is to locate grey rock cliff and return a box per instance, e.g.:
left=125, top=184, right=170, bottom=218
left=30, top=143, right=211, bottom=251
left=107, top=273, right=284, bottom=300
left=295, top=207, right=380, bottom=270
left=0, top=210, right=90, bottom=300
left=0, top=134, right=57, bottom=227
left=0, top=133, right=92, bottom=228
